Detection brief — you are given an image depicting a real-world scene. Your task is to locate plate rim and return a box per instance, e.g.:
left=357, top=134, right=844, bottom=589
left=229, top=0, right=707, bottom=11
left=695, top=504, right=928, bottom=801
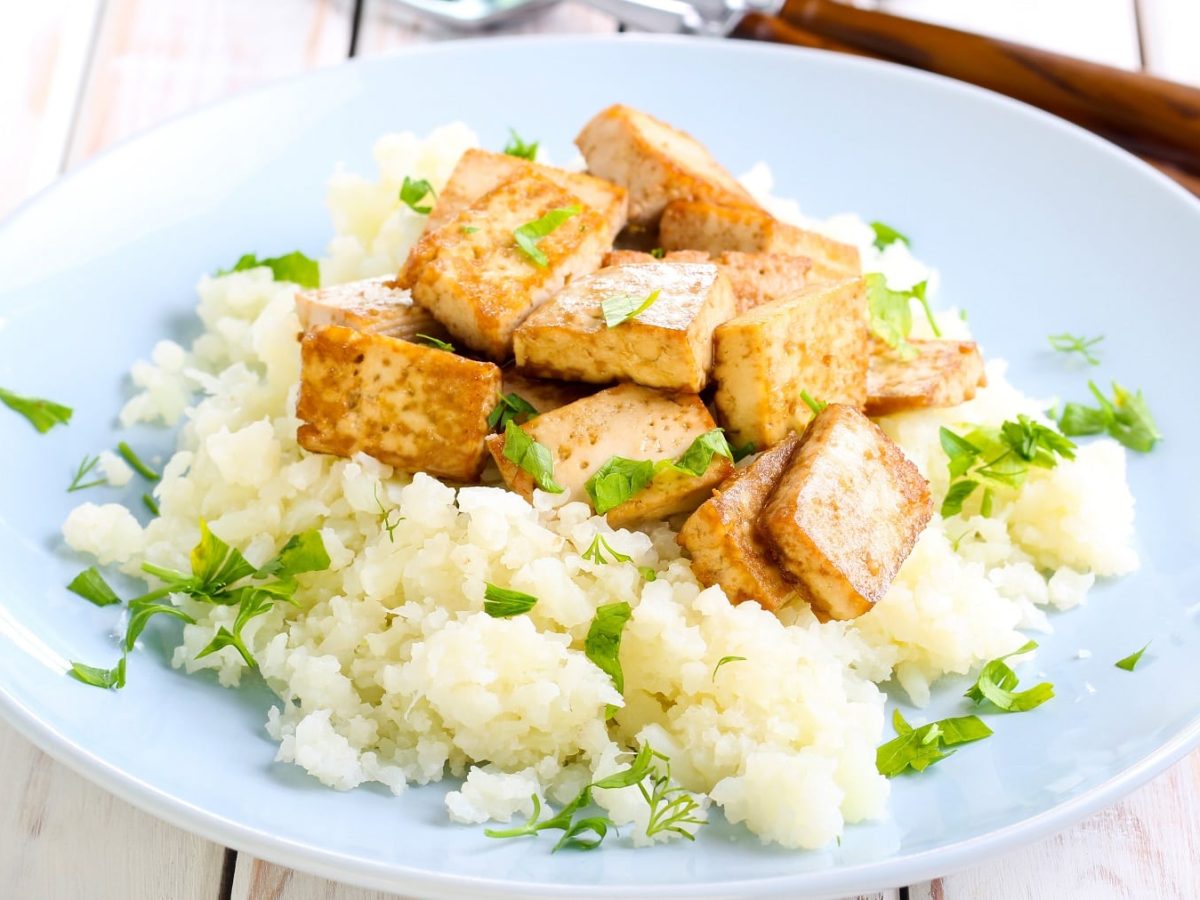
left=2, top=32, right=1198, bottom=899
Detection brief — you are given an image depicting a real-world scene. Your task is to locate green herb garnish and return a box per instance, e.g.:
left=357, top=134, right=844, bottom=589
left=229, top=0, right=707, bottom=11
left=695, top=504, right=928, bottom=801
left=0, top=386, right=72, bottom=433
left=67, top=567, right=121, bottom=607
left=865, top=273, right=916, bottom=359
left=584, top=456, right=655, bottom=514
left=582, top=534, right=631, bottom=565
left=910, top=280, right=941, bottom=337
left=117, top=441, right=159, bottom=481
left=68, top=455, right=105, bottom=492
left=674, top=429, right=733, bottom=477
left=487, top=392, right=538, bottom=431
left=483, top=583, right=538, bottom=618
left=712, top=655, right=746, bottom=681
left=142, top=493, right=160, bottom=516
left=870, top=221, right=910, bottom=251
left=876, top=709, right=992, bottom=777
left=800, top=390, right=827, bottom=416
left=460, top=225, right=480, bottom=234
left=68, top=657, right=126, bottom=690
left=601, top=289, right=661, bottom=327
left=216, top=251, right=319, bottom=288
left=374, top=484, right=402, bottom=543
left=415, top=333, right=454, bottom=351
left=585, top=601, right=632, bottom=708
left=964, top=640, right=1053, bottom=712
left=649, top=247, right=666, bottom=259
left=1048, top=332, right=1103, bottom=365
left=1056, top=381, right=1161, bottom=453
left=730, top=440, right=756, bottom=462
left=503, top=128, right=539, bottom=161
left=502, top=420, right=564, bottom=494
left=1115, top=642, right=1150, bottom=671
left=513, top=205, right=581, bottom=268
left=639, top=751, right=707, bottom=841
left=399, top=176, right=436, bottom=215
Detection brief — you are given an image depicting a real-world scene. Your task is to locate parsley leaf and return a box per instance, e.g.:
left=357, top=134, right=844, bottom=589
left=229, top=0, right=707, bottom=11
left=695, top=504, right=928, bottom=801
left=964, top=640, right=1053, bottom=712
left=503, top=128, right=539, bottom=161
left=0, top=386, right=72, bottom=433
left=415, top=333, right=454, bottom=352
left=69, top=657, right=126, bottom=690
left=502, top=420, right=564, bottom=494
left=124, top=596, right=194, bottom=652
left=865, top=273, right=916, bottom=359
left=216, top=251, right=319, bottom=288
left=375, top=484, right=402, bottom=543
left=674, top=429, right=733, bottom=477
left=585, top=601, right=632, bottom=696
left=649, top=247, right=666, bottom=259
left=68, top=454, right=105, bottom=492
left=1057, top=381, right=1161, bottom=453
left=1115, top=642, right=1150, bottom=671
left=639, top=750, right=707, bottom=841
left=870, top=221, right=910, bottom=251
left=601, top=289, right=661, bottom=328
left=584, top=456, right=655, bottom=514
left=712, top=655, right=746, bottom=681
left=142, top=493, right=160, bottom=516
left=513, top=205, right=581, bottom=268
left=876, top=711, right=992, bottom=777
left=800, top=390, right=827, bottom=417
left=582, top=534, right=631, bottom=565
left=399, top=176, right=436, bottom=215
left=731, top=440, right=756, bottom=462
left=67, top=567, right=122, bottom=607
left=910, top=280, right=941, bottom=337
left=1048, top=332, right=1103, bottom=365
left=483, top=583, right=538, bottom=618
left=487, top=392, right=538, bottom=431
left=118, top=441, right=159, bottom=481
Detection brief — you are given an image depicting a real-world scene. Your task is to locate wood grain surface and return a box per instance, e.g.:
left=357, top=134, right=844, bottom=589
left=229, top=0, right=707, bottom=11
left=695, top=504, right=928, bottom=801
left=0, top=2, right=1197, bottom=898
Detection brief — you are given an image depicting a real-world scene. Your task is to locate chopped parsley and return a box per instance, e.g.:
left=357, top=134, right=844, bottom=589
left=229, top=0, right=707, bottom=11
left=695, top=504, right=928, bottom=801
left=1056, top=381, right=1161, bottom=453
left=503, top=128, right=539, bottom=161
left=649, top=247, right=666, bottom=259
left=67, top=567, right=121, bottom=607
left=601, top=289, right=661, bottom=328
left=68, top=454, right=105, bottom=492
left=216, top=251, right=319, bottom=288
left=118, top=441, right=159, bottom=481
left=585, top=601, right=633, bottom=713
left=870, top=221, right=910, bottom=251
left=142, top=493, right=160, bottom=516
left=487, top=392, right=538, bottom=431
left=910, top=280, right=941, bottom=337
left=712, top=655, right=746, bottom=681
left=399, top=176, right=436, bottom=215
left=1048, top=332, right=1103, bottom=365
left=673, top=429, right=733, bottom=477
left=0, top=386, right=72, bottom=433
left=483, top=583, right=539, bottom=618
left=866, top=274, right=916, bottom=358
left=964, top=640, right=1053, bottom=712
left=415, top=333, right=454, bottom=351
left=513, top=205, right=581, bottom=268
left=584, top=456, right=655, bottom=514
left=460, top=225, right=480, bottom=234
left=68, top=658, right=126, bottom=690
left=1115, top=642, right=1151, bottom=671
left=876, top=709, right=992, bottom=777
left=800, top=390, right=827, bottom=416
left=730, top=440, right=756, bottom=462
left=582, top=534, right=631, bottom=565
left=374, top=484, right=402, bottom=542
left=502, top=420, right=564, bottom=494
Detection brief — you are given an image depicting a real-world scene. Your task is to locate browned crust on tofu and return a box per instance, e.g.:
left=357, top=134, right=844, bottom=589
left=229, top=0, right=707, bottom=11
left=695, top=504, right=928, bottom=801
left=866, top=339, right=987, bottom=416
left=294, top=276, right=449, bottom=341
left=397, top=173, right=613, bottom=361
left=575, top=105, right=759, bottom=227
left=677, top=434, right=804, bottom=612
left=512, top=262, right=736, bottom=392
left=602, top=249, right=710, bottom=266
left=713, top=278, right=870, bottom=449
left=501, top=368, right=598, bottom=417
left=716, top=251, right=813, bottom=313
left=485, top=383, right=731, bottom=524
left=760, top=405, right=932, bottom=621
left=296, top=325, right=501, bottom=481
left=427, top=148, right=629, bottom=236
left=659, top=200, right=860, bottom=282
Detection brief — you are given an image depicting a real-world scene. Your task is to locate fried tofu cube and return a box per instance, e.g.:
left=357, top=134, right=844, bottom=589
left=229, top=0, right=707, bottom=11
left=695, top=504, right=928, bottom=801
left=716, top=251, right=813, bottom=313
left=296, top=325, right=501, bottom=481
left=866, top=339, right=987, bottom=416
left=500, top=368, right=596, bottom=418
left=485, top=383, right=732, bottom=527
left=513, top=262, right=736, bottom=392
left=677, top=434, right=804, bottom=612
left=760, top=404, right=932, bottom=620
left=294, top=276, right=449, bottom=341
left=575, top=105, right=759, bottom=227
left=660, top=200, right=860, bottom=283
left=398, top=173, right=613, bottom=361
left=427, top=148, right=628, bottom=236
left=713, top=278, right=869, bottom=449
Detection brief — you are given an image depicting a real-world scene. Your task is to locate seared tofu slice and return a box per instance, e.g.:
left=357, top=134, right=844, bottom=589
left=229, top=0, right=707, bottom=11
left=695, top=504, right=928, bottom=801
left=677, top=434, right=804, bottom=612
left=296, top=325, right=501, bottom=481
left=500, top=368, right=597, bottom=418
left=866, top=339, right=987, bottom=416
left=716, top=251, right=813, bottom=313
left=294, top=276, right=448, bottom=341
left=485, top=383, right=732, bottom=527
left=426, top=148, right=628, bottom=236
left=713, top=278, right=869, bottom=449
left=575, top=105, right=759, bottom=227
left=398, top=173, right=613, bottom=361
left=513, top=262, right=736, bottom=392
left=602, top=249, right=709, bottom=266
left=659, top=200, right=860, bottom=283
left=760, top=404, right=932, bottom=620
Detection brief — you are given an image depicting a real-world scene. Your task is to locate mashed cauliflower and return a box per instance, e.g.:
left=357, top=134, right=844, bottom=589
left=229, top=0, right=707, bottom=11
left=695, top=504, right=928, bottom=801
left=62, top=125, right=1138, bottom=850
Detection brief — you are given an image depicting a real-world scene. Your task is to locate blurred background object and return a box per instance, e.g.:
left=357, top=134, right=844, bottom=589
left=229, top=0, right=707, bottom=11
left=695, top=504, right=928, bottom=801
left=0, top=2, right=1198, bottom=899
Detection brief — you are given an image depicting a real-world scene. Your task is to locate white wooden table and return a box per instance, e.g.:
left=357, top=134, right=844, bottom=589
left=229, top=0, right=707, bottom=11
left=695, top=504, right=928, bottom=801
left=2, top=2, right=1198, bottom=897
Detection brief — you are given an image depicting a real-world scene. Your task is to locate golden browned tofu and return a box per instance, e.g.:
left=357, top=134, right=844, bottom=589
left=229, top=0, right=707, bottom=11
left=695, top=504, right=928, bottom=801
left=500, top=368, right=597, bottom=418
left=426, top=148, right=628, bottom=236
left=294, top=276, right=452, bottom=344
left=512, top=262, right=736, bottom=392
left=575, top=105, right=759, bottom=227
left=485, top=383, right=732, bottom=527
left=716, top=251, right=813, bottom=313
left=659, top=200, right=860, bottom=283
left=296, top=325, right=501, bottom=481
left=677, top=434, right=804, bottom=612
left=760, top=405, right=932, bottom=620
left=602, top=249, right=709, bottom=266
left=713, top=278, right=869, bottom=449
left=398, top=173, right=613, bottom=361
left=866, top=339, right=987, bottom=416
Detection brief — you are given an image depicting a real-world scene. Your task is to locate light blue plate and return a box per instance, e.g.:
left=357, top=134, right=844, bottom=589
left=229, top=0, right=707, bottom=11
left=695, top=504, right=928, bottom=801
left=0, top=35, right=1197, bottom=899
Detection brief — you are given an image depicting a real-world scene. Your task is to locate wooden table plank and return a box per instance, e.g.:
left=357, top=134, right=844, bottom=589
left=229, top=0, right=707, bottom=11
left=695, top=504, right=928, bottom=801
left=0, top=718, right=227, bottom=899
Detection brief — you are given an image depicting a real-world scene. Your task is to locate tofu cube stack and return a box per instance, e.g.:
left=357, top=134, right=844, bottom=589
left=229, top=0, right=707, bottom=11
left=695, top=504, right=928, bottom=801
left=292, top=102, right=979, bottom=621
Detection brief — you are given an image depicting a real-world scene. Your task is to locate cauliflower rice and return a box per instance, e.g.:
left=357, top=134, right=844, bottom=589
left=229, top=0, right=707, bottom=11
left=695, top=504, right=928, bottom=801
left=62, top=124, right=1138, bottom=850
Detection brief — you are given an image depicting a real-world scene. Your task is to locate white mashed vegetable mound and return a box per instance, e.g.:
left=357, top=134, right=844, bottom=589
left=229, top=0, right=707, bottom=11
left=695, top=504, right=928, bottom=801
left=63, top=124, right=1138, bottom=850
